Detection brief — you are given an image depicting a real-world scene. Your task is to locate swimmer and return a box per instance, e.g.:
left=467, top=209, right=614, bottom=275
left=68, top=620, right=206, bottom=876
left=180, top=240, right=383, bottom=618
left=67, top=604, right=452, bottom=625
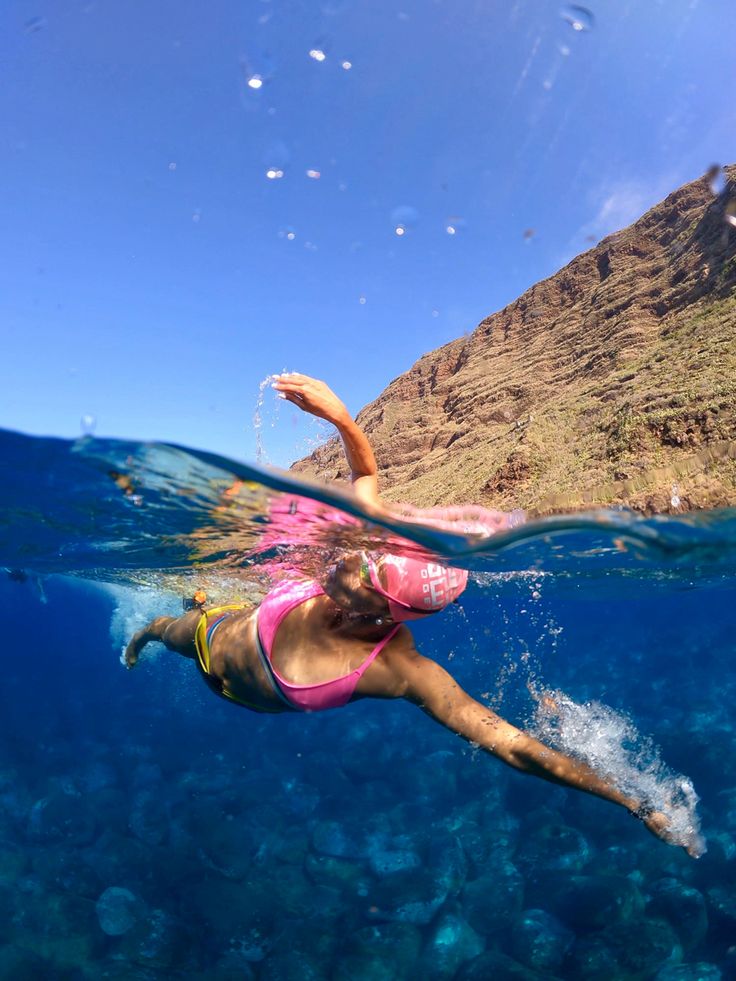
left=125, top=373, right=696, bottom=857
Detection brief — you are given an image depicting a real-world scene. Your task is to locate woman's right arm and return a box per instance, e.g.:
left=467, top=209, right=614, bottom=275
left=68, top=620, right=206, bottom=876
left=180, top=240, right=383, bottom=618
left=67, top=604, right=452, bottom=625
left=392, top=647, right=693, bottom=854
left=271, top=373, right=380, bottom=507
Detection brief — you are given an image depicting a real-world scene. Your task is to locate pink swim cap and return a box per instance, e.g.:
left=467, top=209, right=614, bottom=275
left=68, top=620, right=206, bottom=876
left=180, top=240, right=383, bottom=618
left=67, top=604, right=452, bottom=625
left=364, top=553, right=468, bottom=621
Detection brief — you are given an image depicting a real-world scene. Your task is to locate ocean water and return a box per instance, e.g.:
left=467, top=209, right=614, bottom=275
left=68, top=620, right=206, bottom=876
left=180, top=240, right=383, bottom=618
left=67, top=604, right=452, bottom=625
left=1, top=429, right=736, bottom=980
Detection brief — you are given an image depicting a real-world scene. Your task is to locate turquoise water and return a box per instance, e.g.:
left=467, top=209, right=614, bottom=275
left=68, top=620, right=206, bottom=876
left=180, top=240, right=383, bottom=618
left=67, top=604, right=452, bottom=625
left=1, top=428, right=736, bottom=979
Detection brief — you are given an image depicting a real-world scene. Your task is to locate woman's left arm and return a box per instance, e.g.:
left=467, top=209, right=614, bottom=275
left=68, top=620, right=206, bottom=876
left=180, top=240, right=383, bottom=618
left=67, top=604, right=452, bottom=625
left=390, top=646, right=695, bottom=855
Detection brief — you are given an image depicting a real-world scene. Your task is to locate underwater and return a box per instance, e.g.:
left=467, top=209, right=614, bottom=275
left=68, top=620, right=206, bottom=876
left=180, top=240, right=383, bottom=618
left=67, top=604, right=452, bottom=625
left=1, top=431, right=736, bottom=978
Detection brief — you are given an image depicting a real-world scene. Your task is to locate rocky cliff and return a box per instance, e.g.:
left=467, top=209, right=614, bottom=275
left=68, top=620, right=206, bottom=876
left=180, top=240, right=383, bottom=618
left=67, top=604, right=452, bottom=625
left=293, top=167, right=736, bottom=514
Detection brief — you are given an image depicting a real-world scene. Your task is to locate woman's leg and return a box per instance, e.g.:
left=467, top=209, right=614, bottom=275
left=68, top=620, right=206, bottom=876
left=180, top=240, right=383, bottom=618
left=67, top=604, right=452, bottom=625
left=124, top=609, right=201, bottom=668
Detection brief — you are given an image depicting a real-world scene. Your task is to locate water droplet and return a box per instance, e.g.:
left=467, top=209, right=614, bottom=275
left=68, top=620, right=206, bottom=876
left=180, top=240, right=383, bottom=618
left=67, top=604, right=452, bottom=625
left=24, top=16, right=47, bottom=33
left=80, top=414, right=96, bottom=436
left=309, top=46, right=328, bottom=62
left=523, top=227, right=536, bottom=241
left=724, top=198, right=736, bottom=228
left=706, top=164, right=727, bottom=196
left=358, top=295, right=367, bottom=304
left=390, top=205, right=419, bottom=235
left=305, top=169, right=321, bottom=179
left=240, top=51, right=275, bottom=89
left=168, top=161, right=177, bottom=171
left=560, top=5, right=594, bottom=32
left=263, top=142, right=289, bottom=181
left=445, top=216, right=466, bottom=235
left=341, top=60, right=352, bottom=70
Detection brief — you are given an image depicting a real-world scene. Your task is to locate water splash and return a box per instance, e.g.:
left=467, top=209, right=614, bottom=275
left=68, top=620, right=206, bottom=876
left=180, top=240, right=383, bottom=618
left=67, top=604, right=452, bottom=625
left=531, top=688, right=706, bottom=856
left=253, top=374, right=278, bottom=465
left=80, top=414, right=97, bottom=436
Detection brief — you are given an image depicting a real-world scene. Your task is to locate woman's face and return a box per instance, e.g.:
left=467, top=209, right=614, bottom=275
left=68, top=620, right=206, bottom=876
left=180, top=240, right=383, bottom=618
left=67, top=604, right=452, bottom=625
left=323, top=553, right=389, bottom=617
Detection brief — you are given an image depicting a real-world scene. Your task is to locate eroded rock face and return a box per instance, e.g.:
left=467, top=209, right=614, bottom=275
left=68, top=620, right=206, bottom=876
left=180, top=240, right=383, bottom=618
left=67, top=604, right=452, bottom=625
left=292, top=167, right=736, bottom=514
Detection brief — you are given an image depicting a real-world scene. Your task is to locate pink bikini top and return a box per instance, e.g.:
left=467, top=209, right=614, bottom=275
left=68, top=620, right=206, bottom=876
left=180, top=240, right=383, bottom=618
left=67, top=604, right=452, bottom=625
left=257, top=579, right=399, bottom=712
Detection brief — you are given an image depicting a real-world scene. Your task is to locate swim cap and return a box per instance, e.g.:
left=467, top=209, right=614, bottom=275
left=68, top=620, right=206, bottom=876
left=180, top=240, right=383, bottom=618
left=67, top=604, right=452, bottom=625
left=363, top=553, right=468, bottom=621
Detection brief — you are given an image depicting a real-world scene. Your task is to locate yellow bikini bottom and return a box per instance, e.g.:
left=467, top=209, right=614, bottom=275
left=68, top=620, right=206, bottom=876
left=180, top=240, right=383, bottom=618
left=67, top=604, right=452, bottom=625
left=194, top=604, right=281, bottom=713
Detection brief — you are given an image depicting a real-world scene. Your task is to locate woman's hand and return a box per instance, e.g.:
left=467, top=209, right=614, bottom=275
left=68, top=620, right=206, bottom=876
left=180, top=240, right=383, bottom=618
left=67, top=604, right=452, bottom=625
left=272, top=373, right=350, bottom=426
left=640, top=808, right=704, bottom=859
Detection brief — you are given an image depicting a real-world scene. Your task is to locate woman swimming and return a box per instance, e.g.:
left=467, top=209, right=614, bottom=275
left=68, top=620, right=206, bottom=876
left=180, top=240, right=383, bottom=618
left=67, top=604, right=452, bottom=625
left=125, top=373, right=695, bottom=856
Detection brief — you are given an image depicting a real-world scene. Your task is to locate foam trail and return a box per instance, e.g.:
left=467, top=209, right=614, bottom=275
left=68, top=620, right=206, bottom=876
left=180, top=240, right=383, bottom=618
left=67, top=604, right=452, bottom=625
left=532, top=689, right=706, bottom=857
left=103, top=584, right=182, bottom=666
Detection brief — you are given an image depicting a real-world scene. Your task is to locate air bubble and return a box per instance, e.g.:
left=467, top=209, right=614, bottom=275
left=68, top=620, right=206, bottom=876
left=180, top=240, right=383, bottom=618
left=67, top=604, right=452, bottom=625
left=390, top=204, right=419, bottom=236
left=247, top=75, right=264, bottom=90
left=560, top=5, right=594, bottom=32
left=358, top=295, right=367, bottom=304
left=341, top=60, right=352, bottom=70
left=305, top=169, right=321, bottom=180
left=192, top=210, right=201, bottom=223
left=445, top=216, right=466, bottom=235
left=706, top=164, right=727, bottom=196
left=80, top=414, right=96, bottom=436
left=266, top=169, right=284, bottom=180
left=168, top=162, right=177, bottom=171
left=278, top=227, right=297, bottom=241
left=671, top=484, right=681, bottom=509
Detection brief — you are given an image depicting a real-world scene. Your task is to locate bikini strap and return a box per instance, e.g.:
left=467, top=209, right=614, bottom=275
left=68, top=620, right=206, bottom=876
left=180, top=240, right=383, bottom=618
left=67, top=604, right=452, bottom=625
left=354, top=624, right=401, bottom=678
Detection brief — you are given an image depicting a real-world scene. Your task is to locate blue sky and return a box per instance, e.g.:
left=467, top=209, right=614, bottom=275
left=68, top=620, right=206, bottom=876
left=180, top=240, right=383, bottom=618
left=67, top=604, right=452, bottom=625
left=2, top=0, right=734, bottom=467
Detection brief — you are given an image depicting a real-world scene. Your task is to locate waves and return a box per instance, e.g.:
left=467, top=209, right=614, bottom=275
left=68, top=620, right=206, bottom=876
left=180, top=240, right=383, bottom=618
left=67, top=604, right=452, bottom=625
left=2, top=427, right=736, bottom=582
